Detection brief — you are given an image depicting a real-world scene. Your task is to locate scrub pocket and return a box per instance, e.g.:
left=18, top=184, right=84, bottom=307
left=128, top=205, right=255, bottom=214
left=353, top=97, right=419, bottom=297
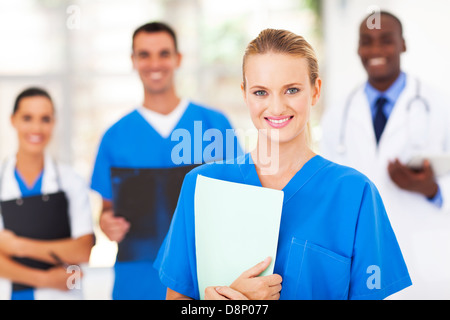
left=281, top=238, right=351, bottom=300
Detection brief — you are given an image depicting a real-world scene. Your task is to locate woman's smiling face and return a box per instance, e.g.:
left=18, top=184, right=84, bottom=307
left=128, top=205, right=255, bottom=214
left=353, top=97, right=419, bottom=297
left=11, top=96, right=55, bottom=156
left=242, top=52, right=321, bottom=145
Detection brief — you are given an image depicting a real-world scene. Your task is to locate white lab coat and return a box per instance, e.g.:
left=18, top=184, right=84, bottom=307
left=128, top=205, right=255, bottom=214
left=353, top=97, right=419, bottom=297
left=320, top=74, right=450, bottom=299
left=0, top=154, right=94, bottom=300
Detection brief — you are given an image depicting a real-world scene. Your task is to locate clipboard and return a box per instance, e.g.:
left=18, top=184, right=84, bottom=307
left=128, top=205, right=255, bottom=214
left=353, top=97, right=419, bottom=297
left=1, top=191, right=71, bottom=291
left=194, top=175, right=284, bottom=300
left=1, top=192, right=70, bottom=240
left=407, top=153, right=450, bottom=176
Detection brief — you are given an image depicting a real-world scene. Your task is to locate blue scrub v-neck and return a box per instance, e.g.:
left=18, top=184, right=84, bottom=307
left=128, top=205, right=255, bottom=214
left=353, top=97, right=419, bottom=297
left=136, top=104, right=192, bottom=141
left=14, top=169, right=43, bottom=197
left=237, top=153, right=329, bottom=204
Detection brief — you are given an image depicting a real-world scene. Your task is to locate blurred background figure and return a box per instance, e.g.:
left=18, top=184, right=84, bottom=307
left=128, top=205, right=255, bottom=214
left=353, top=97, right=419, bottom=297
left=90, top=21, right=240, bottom=299
left=320, top=10, right=450, bottom=299
left=0, top=87, right=94, bottom=300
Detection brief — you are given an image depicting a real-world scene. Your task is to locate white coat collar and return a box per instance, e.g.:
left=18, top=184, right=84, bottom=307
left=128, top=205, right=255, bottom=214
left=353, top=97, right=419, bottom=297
left=348, top=73, right=417, bottom=149
left=348, top=85, right=376, bottom=145
left=0, top=153, right=60, bottom=201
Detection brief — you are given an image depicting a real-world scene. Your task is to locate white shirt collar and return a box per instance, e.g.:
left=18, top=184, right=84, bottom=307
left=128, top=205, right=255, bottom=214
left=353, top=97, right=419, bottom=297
left=137, top=99, right=189, bottom=138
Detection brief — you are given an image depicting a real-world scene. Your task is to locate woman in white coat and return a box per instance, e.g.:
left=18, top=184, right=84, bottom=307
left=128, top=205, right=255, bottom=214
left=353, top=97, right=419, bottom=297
left=0, top=87, right=94, bottom=300
left=320, top=11, right=450, bottom=299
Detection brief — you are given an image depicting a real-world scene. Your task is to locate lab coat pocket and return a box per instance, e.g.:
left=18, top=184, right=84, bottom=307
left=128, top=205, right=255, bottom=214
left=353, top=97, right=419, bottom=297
left=281, top=238, right=351, bottom=300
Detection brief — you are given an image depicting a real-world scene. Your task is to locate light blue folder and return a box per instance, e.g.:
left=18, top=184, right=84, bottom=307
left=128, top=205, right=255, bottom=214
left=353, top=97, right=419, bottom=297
left=194, top=174, right=284, bottom=299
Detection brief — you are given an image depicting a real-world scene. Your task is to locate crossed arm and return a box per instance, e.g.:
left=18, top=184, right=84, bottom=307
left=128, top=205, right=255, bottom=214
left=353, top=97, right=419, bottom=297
left=0, top=230, right=94, bottom=290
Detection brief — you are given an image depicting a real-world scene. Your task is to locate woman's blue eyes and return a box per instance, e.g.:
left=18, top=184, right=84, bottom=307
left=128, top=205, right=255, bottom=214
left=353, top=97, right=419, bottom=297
left=286, top=88, right=299, bottom=94
left=253, top=88, right=299, bottom=96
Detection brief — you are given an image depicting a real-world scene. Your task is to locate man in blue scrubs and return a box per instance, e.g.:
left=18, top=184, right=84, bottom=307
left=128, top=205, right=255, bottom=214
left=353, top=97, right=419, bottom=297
left=91, top=22, right=241, bottom=299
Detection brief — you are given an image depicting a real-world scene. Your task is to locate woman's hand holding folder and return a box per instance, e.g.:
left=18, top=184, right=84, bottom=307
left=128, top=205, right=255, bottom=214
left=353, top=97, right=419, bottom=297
left=205, top=257, right=282, bottom=300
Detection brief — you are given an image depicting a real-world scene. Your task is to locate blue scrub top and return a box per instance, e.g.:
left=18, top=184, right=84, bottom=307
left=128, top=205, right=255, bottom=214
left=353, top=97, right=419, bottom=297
left=91, top=102, right=241, bottom=300
left=15, top=169, right=43, bottom=197
left=154, top=153, right=412, bottom=300
left=91, top=103, right=242, bottom=200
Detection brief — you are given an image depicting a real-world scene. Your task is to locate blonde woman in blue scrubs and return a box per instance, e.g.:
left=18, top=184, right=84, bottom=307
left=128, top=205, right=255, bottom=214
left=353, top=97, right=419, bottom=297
left=155, top=29, right=412, bottom=300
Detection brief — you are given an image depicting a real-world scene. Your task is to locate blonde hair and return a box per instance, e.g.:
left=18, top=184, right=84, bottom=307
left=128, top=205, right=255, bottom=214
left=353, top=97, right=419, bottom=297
left=242, top=28, right=319, bottom=146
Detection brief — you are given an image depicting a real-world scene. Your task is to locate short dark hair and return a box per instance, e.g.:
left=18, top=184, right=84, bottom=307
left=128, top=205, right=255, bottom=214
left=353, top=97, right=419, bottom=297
left=132, top=21, right=178, bottom=52
left=13, top=87, right=53, bottom=115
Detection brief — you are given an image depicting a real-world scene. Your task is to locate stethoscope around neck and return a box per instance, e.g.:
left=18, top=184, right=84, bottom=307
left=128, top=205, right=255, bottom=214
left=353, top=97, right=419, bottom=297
left=336, top=78, right=430, bottom=155
left=0, top=159, right=63, bottom=206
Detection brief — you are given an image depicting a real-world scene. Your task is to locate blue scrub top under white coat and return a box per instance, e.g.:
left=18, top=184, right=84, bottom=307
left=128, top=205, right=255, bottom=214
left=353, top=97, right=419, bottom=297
left=154, top=153, right=412, bottom=300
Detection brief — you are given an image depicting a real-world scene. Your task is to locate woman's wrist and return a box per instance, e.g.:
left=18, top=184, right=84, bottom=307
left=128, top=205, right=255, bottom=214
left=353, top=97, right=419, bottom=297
left=13, top=236, right=30, bottom=258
